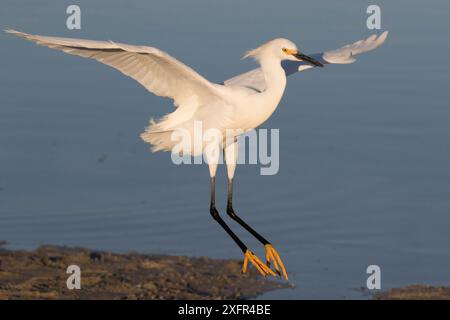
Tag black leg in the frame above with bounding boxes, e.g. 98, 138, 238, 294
226, 178, 270, 245
208, 176, 277, 277
209, 177, 247, 253
226, 177, 288, 279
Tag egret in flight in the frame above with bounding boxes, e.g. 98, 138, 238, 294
6, 29, 388, 280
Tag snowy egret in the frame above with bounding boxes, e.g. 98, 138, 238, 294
6, 29, 388, 280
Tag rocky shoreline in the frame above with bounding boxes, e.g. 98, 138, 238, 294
374, 285, 450, 300
1, 244, 448, 300
0, 245, 289, 300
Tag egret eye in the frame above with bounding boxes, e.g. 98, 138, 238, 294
282, 48, 287, 53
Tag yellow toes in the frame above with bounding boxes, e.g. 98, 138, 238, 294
265, 244, 288, 280
242, 250, 276, 277
241, 246, 288, 280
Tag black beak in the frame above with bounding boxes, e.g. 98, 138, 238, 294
293, 52, 324, 67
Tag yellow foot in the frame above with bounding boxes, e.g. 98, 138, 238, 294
265, 244, 288, 280
242, 250, 276, 277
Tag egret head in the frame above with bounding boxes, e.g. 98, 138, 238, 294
243, 38, 323, 67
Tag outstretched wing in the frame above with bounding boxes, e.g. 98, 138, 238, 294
5, 29, 223, 108
224, 31, 389, 92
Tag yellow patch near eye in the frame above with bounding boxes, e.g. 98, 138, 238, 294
283, 48, 298, 55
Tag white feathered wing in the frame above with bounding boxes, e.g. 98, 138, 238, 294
224, 31, 389, 92
5, 29, 232, 155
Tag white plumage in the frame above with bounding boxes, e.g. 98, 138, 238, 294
6, 28, 388, 279
225, 31, 388, 91
5, 29, 388, 157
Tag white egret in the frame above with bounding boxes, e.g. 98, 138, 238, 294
5, 29, 388, 280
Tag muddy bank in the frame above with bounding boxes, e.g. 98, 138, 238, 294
0, 245, 289, 300
374, 285, 450, 300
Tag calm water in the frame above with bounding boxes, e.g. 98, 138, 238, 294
1, 0, 450, 299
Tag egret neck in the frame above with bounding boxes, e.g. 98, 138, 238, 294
259, 52, 287, 106
242, 53, 287, 130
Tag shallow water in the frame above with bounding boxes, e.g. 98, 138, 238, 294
1, 0, 450, 299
